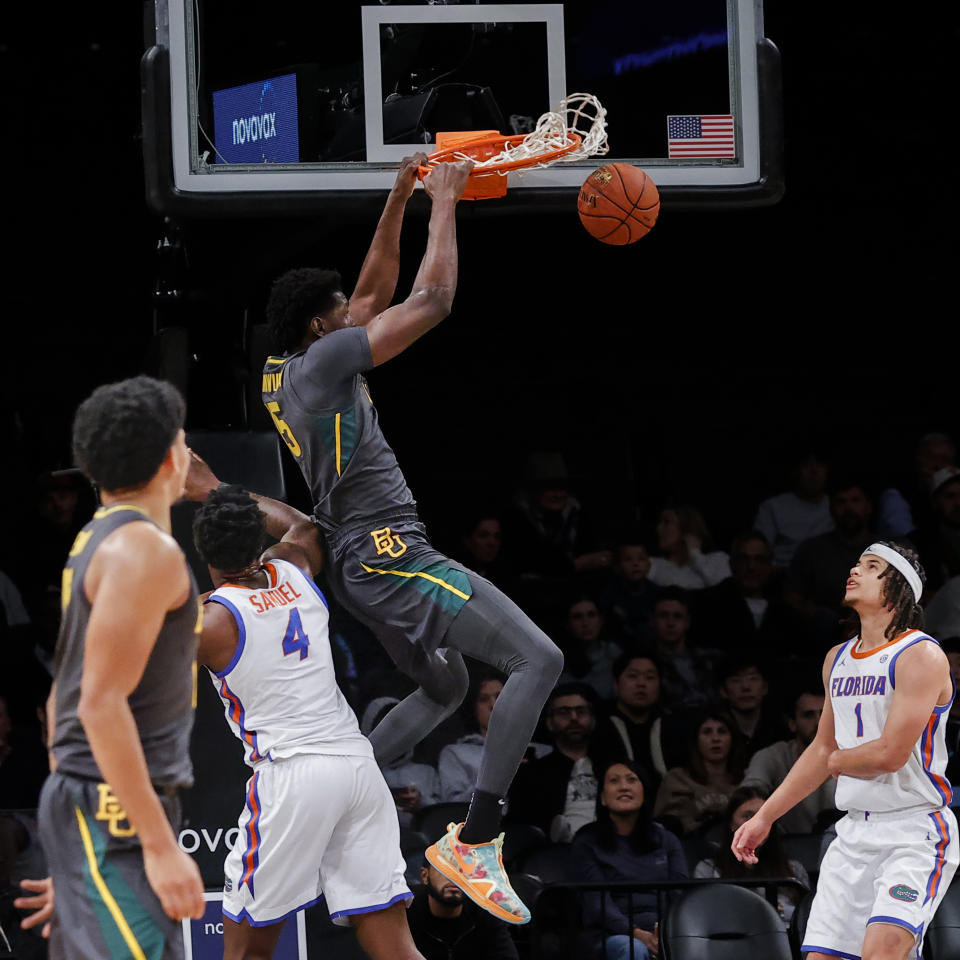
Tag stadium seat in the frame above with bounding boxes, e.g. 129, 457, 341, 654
502, 821, 547, 866
660, 883, 793, 960
529, 883, 583, 960
925, 876, 960, 960
399, 826, 429, 856
788, 888, 814, 957
515, 842, 575, 885
410, 802, 470, 843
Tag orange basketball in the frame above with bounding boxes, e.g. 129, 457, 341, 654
577, 164, 660, 245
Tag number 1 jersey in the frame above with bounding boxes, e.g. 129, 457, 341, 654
830, 629, 953, 813
206, 558, 372, 767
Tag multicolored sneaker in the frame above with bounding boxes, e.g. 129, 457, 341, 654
425, 822, 531, 925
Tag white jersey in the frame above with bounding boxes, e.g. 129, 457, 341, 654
207, 558, 372, 766
829, 629, 953, 812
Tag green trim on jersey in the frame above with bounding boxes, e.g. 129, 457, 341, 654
359, 558, 472, 615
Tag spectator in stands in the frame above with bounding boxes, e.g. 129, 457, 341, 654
0, 692, 48, 812
593, 651, 684, 790
647, 505, 730, 590
572, 759, 687, 960
452, 509, 516, 596
693, 786, 809, 923
437, 674, 503, 802
694, 531, 799, 653
649, 587, 716, 712
508, 682, 601, 842
361, 696, 440, 826
716, 654, 788, 761
741, 683, 836, 833
654, 707, 745, 835
876, 432, 957, 539
784, 478, 876, 643
754, 451, 834, 569
506, 451, 613, 623
925, 575, 960, 639
437, 674, 549, 802
558, 595, 624, 700
599, 538, 657, 643
911, 466, 960, 593
408, 859, 519, 959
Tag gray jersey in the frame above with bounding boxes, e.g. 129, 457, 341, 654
53, 506, 200, 789
261, 327, 416, 532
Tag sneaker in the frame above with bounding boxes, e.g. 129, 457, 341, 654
425, 821, 531, 924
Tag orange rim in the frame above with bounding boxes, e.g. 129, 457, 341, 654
417, 131, 582, 179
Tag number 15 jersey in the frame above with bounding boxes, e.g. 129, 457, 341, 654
206, 558, 372, 767
830, 629, 953, 813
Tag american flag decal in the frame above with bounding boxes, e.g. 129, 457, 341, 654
667, 115, 735, 158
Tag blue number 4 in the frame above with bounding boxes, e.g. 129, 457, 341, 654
282, 608, 310, 660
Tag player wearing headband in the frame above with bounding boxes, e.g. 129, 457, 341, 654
732, 540, 958, 960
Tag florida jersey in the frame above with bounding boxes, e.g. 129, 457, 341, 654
206, 558, 372, 766
830, 630, 953, 812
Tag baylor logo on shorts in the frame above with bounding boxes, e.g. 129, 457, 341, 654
889, 884, 920, 903
95, 783, 137, 838
371, 527, 407, 558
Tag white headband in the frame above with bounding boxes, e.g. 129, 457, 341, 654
860, 543, 923, 603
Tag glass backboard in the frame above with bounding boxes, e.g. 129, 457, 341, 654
142, 0, 783, 215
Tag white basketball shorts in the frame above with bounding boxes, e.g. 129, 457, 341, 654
222, 753, 411, 926
802, 805, 958, 959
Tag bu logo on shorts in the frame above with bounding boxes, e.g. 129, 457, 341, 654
95, 783, 137, 838
889, 884, 920, 903
371, 527, 407, 558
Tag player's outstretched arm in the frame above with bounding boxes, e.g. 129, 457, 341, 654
732, 644, 840, 864
77, 524, 204, 921
364, 160, 473, 367
348, 154, 428, 326
827, 641, 949, 780
183, 450, 323, 576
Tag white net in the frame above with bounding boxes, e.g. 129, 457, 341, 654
442, 92, 609, 176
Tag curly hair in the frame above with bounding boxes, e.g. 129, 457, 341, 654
842, 540, 926, 640
265, 267, 343, 354
192, 484, 266, 573
71, 376, 185, 492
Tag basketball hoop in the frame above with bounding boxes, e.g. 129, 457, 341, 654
417, 93, 609, 200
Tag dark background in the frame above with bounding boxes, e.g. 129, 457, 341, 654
0, 2, 954, 548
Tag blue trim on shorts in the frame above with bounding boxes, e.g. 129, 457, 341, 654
206, 595, 246, 677
867, 914, 922, 935
800, 947, 861, 959
222, 894, 324, 927
328, 890, 413, 921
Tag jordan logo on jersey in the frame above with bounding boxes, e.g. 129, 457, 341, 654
831, 674, 887, 697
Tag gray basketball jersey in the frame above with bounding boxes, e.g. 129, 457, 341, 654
53, 505, 201, 789
261, 327, 416, 532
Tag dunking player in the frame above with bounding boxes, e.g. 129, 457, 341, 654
258, 157, 563, 922
191, 482, 425, 960
39, 377, 205, 959
732, 541, 958, 960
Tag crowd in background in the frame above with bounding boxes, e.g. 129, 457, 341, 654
3, 432, 960, 957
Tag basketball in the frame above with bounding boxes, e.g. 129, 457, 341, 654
577, 164, 660, 245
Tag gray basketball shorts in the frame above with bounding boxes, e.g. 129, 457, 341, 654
323, 517, 473, 658
38, 771, 184, 960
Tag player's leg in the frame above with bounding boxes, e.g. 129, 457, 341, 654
364, 639, 470, 766
859, 922, 916, 960
350, 901, 425, 960
440, 574, 563, 841
423, 574, 562, 925
222, 917, 284, 960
